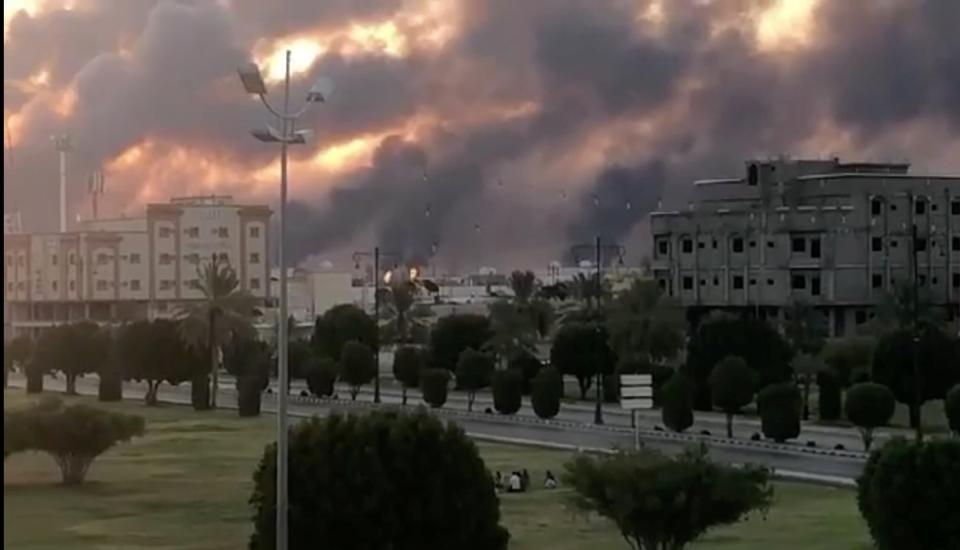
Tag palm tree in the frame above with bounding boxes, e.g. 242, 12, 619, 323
487, 300, 537, 368
177, 255, 258, 409
378, 280, 424, 345
509, 270, 537, 304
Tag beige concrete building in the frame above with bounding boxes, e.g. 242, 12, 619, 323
3, 195, 271, 337
650, 158, 960, 336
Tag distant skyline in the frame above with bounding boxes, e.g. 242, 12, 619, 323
4, 0, 960, 269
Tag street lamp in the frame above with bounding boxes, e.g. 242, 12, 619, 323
353, 247, 401, 404
570, 236, 626, 425
238, 52, 330, 550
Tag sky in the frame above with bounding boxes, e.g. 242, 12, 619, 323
4, 0, 960, 270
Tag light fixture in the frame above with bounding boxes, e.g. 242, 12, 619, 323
306, 77, 333, 103
237, 62, 267, 95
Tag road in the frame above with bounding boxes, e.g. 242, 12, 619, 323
8, 375, 866, 483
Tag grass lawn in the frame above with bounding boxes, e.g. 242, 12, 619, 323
3, 391, 871, 549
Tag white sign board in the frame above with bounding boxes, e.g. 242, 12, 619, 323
620, 374, 653, 386
619, 374, 654, 411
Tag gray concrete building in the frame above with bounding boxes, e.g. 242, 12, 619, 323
649, 158, 960, 336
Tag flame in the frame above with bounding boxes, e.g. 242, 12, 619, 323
756, 0, 820, 51
345, 21, 407, 57
312, 135, 381, 170
256, 37, 327, 82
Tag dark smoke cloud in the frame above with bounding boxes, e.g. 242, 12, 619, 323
5, 0, 960, 271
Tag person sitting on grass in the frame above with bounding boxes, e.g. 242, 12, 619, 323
544, 470, 558, 489
508, 471, 522, 493
521, 469, 530, 491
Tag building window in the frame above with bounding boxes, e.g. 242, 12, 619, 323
698, 241, 705, 249
682, 239, 693, 254
250, 226, 260, 238
158, 226, 172, 238
767, 278, 775, 286
890, 239, 898, 249
657, 240, 669, 257
129, 253, 141, 264
791, 275, 806, 290
749, 240, 757, 248
51, 281, 58, 292
185, 253, 200, 265
7, 282, 13, 291
700, 279, 707, 286
712, 239, 718, 249
732, 238, 744, 253
890, 203, 898, 211
871, 198, 882, 216
872, 237, 883, 252
767, 240, 775, 248
250, 277, 261, 290
51, 254, 58, 266
69, 280, 75, 291
791, 237, 806, 253
218, 253, 229, 263
217, 227, 229, 238
733, 275, 744, 290
919, 274, 927, 286
916, 238, 927, 252
953, 236, 960, 251
97, 253, 109, 265
130, 279, 141, 291
96, 280, 108, 291
682, 276, 693, 290
658, 279, 667, 291
17, 254, 25, 266
17, 281, 25, 290
855, 311, 867, 325
953, 273, 960, 288
69, 253, 76, 265
185, 279, 199, 289
811, 276, 821, 296
159, 253, 173, 265
952, 200, 960, 215
249, 253, 260, 264
713, 276, 719, 286
749, 278, 757, 286
915, 199, 926, 215
810, 238, 821, 259
187, 227, 199, 238
872, 274, 883, 289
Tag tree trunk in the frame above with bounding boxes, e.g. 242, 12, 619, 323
144, 382, 159, 406
209, 308, 219, 409
350, 386, 359, 400
802, 382, 811, 421
191, 374, 211, 411
726, 413, 734, 438
908, 402, 920, 429
861, 428, 873, 452
578, 377, 589, 400
401, 387, 408, 405
65, 373, 77, 396
26, 369, 43, 393
58, 455, 92, 485
468, 392, 475, 412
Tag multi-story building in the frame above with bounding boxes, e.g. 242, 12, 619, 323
3, 195, 271, 338
650, 158, 960, 336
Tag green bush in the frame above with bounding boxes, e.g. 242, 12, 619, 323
550, 322, 615, 399
339, 341, 377, 400
602, 373, 618, 403
305, 356, 338, 397
816, 369, 843, 421
455, 348, 494, 411
98, 360, 123, 402
508, 352, 541, 395
946, 385, 960, 436
857, 438, 960, 550
191, 374, 211, 411
392, 346, 425, 405
661, 373, 694, 433
564, 446, 772, 550
493, 369, 522, 414
249, 410, 509, 549
845, 383, 896, 452
420, 368, 450, 408
238, 374, 267, 417
708, 356, 757, 438
428, 313, 493, 372
5, 397, 145, 484
757, 383, 801, 443
531, 366, 562, 419
25, 362, 44, 394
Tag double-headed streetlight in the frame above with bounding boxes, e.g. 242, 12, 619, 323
353, 247, 401, 403
570, 236, 626, 425
238, 51, 331, 550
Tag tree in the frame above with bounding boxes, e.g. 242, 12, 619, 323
30, 322, 111, 395
947, 385, 960, 436
661, 373, 694, 433
509, 270, 537, 304
420, 368, 450, 408
508, 352, 542, 395
287, 338, 314, 383
531, 366, 562, 419
857, 438, 960, 550
782, 299, 828, 356
791, 353, 825, 421
6, 397, 144, 484
816, 369, 843, 421
708, 356, 757, 438
487, 300, 537, 368
177, 255, 259, 409
685, 316, 792, 410
757, 383, 801, 443
822, 337, 875, 388
223, 336, 272, 417
564, 446, 772, 550
872, 328, 960, 428
305, 356, 338, 397
428, 314, 492, 371
550, 322, 615, 399
456, 348, 494, 412
249, 410, 509, 549
378, 281, 426, 345
339, 341, 377, 400
98, 340, 123, 402
4, 334, 33, 388
311, 304, 377, 361
119, 320, 202, 405
493, 369, 522, 414
845, 383, 896, 451
606, 279, 684, 364
528, 298, 555, 339
392, 345, 425, 405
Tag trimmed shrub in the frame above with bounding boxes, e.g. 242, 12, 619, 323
946, 385, 960, 436
339, 341, 377, 400
845, 383, 896, 452
238, 374, 268, 417
392, 346, 425, 405
191, 374, 211, 410
757, 383, 801, 443
660, 373, 694, 433
249, 410, 509, 549
508, 352, 542, 395
420, 368, 450, 408
98, 359, 123, 402
455, 349, 494, 412
305, 357, 338, 397
25, 362, 44, 394
602, 373, 618, 403
816, 369, 843, 421
531, 366, 562, 419
857, 438, 960, 550
493, 369, 522, 415
708, 356, 757, 438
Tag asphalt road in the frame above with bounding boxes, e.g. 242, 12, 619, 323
8, 375, 866, 482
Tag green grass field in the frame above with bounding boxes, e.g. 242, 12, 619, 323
3, 391, 871, 549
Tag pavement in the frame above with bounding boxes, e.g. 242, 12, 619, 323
7, 374, 866, 485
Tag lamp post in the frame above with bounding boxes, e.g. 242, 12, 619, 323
353, 247, 401, 404
570, 236, 626, 425
238, 51, 331, 550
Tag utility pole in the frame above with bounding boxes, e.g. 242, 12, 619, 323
52, 134, 71, 232
354, 247, 400, 404
911, 221, 923, 442
88, 171, 104, 221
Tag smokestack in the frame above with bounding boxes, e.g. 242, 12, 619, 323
51, 133, 72, 232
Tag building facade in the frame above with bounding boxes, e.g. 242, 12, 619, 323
650, 158, 960, 336
3, 195, 271, 338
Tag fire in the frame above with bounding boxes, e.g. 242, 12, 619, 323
345, 21, 407, 57
311, 135, 381, 170
755, 0, 820, 51
256, 36, 327, 83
